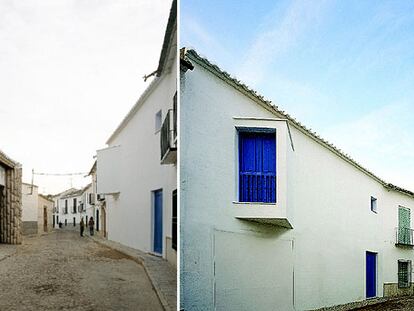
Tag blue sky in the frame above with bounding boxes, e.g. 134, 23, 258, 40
181, 0, 414, 191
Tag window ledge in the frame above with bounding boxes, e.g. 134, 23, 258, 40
233, 201, 276, 207
232, 201, 292, 229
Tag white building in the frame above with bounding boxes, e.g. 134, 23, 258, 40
97, 0, 177, 266
52, 184, 94, 229
180, 49, 414, 310
88, 161, 106, 237
22, 183, 54, 235
22, 183, 39, 235
52, 187, 77, 228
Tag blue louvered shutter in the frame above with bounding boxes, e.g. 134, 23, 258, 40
239, 131, 276, 202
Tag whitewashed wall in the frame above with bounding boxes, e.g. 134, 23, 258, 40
57, 194, 83, 227
22, 183, 38, 222
98, 48, 177, 264
180, 59, 414, 310
38, 196, 53, 233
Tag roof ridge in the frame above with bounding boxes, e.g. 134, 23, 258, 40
184, 48, 414, 198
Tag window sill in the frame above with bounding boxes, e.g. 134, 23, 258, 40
232, 201, 292, 229
233, 201, 276, 206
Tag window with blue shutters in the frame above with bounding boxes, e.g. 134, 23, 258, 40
239, 130, 276, 203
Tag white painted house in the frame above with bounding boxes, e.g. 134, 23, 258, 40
22, 183, 54, 235
97, 0, 177, 266
52, 187, 77, 228
22, 183, 39, 235
52, 184, 94, 229
180, 49, 414, 311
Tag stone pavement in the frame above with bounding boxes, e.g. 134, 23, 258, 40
0, 244, 17, 262
87, 233, 177, 311
0, 229, 163, 311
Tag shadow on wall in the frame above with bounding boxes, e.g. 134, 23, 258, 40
237, 219, 290, 239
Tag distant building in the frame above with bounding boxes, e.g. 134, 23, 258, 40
22, 183, 39, 235
52, 184, 94, 228
97, 0, 177, 266
0, 150, 22, 244
88, 161, 106, 237
38, 194, 53, 233
51, 187, 77, 228
22, 183, 55, 235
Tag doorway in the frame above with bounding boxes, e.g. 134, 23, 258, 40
43, 207, 47, 232
153, 189, 163, 254
96, 210, 99, 231
366, 251, 377, 298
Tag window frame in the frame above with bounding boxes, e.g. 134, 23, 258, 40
398, 260, 412, 288
370, 196, 377, 213
155, 109, 162, 133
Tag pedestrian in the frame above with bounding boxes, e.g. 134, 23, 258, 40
89, 217, 95, 236
80, 217, 85, 237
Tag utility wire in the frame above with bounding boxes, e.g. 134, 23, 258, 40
33, 172, 87, 176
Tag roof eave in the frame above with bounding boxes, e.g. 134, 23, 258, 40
184, 49, 414, 197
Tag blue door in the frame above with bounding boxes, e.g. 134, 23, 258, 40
366, 252, 377, 298
153, 190, 163, 254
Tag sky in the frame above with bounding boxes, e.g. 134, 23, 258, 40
0, 0, 170, 194
181, 0, 414, 191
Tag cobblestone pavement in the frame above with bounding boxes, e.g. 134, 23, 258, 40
88, 234, 177, 311
0, 229, 163, 311
354, 297, 414, 310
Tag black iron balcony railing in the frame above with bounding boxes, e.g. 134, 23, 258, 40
395, 227, 414, 246
160, 108, 177, 163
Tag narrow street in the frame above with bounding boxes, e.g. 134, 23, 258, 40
355, 297, 414, 311
0, 229, 163, 311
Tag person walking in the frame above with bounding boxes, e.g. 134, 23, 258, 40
89, 217, 95, 236
80, 217, 85, 237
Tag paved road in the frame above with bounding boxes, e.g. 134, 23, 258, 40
0, 229, 163, 311
355, 297, 414, 310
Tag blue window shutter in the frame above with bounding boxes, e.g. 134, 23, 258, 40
239, 131, 276, 203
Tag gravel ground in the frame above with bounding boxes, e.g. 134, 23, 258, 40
354, 297, 414, 310
0, 229, 163, 311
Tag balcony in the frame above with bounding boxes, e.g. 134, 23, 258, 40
160, 108, 177, 164
395, 227, 414, 247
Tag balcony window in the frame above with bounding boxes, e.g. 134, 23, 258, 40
396, 206, 413, 246
238, 130, 276, 203
160, 109, 177, 163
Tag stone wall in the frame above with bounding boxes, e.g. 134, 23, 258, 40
0, 165, 22, 244
384, 282, 414, 297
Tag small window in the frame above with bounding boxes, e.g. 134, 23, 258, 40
371, 197, 377, 213
398, 260, 411, 288
155, 110, 162, 132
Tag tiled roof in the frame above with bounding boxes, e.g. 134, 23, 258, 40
183, 48, 414, 198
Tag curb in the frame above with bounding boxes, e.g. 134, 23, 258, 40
87, 235, 173, 311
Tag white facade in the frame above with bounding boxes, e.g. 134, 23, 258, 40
180, 50, 414, 310
97, 3, 177, 266
22, 183, 38, 222
52, 185, 94, 229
